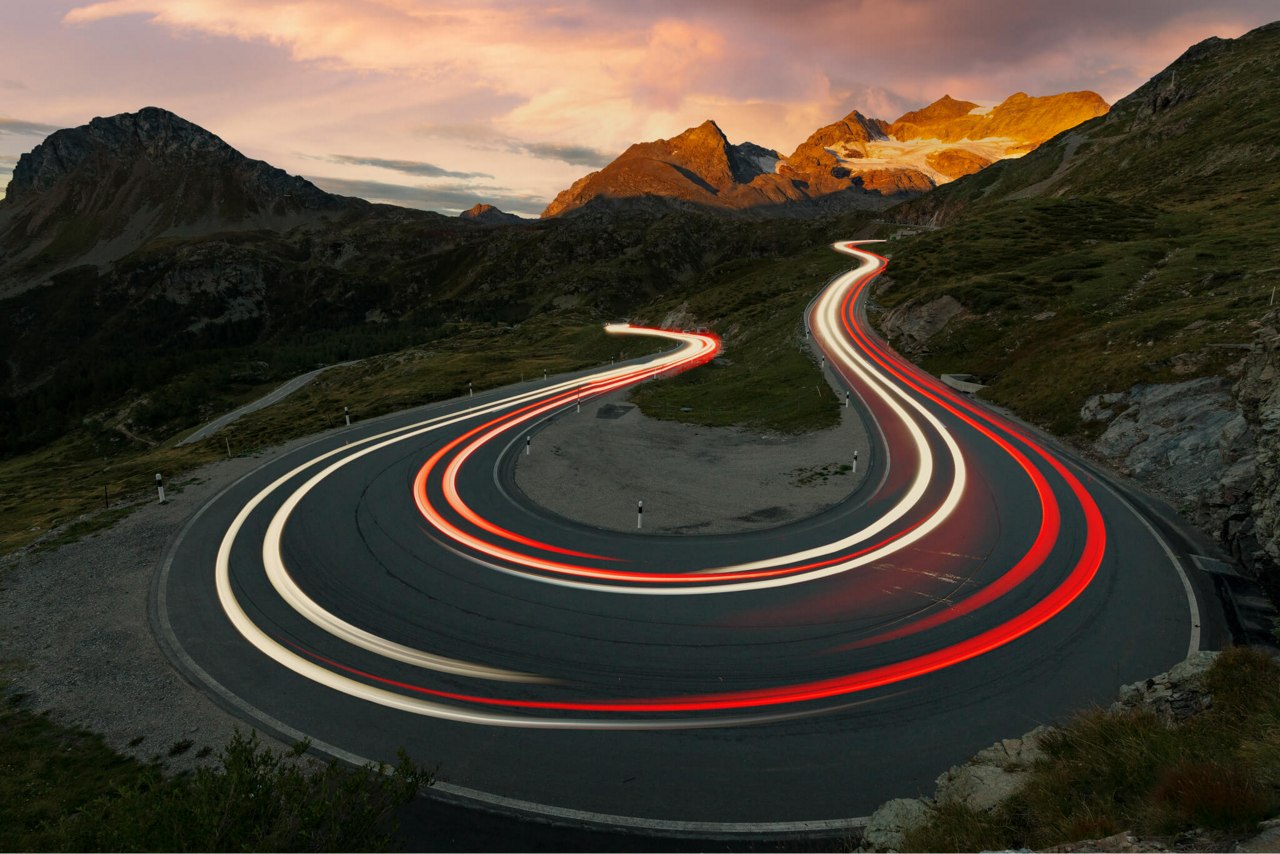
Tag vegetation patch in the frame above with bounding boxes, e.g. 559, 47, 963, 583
0, 690, 428, 852
903, 647, 1280, 852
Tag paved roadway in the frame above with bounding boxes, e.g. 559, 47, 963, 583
178, 361, 356, 446
155, 242, 1228, 837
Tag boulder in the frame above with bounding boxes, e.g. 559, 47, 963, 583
862, 797, 932, 853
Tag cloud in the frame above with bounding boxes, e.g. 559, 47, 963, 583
0, 117, 60, 136
308, 175, 545, 217
56, 1, 1280, 171
413, 123, 614, 168
0, 80, 25, 90
327, 154, 492, 180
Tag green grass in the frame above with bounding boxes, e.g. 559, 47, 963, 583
903, 647, 1280, 852
0, 689, 428, 851
629, 241, 858, 433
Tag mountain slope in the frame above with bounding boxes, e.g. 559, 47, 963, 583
0, 107, 362, 297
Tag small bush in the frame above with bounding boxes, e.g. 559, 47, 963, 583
1147, 761, 1272, 833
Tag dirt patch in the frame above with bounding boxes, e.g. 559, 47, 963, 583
515, 393, 870, 534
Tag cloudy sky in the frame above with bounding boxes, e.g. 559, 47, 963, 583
1, 1, 1276, 217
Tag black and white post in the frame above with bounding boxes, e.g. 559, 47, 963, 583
469, 381, 473, 398
853, 450, 859, 474
525, 435, 531, 456
344, 405, 350, 427
637, 499, 644, 530
155, 472, 166, 504
845, 390, 850, 408
576, 388, 581, 413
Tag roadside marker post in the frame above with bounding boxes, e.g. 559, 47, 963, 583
853, 450, 859, 474
637, 499, 643, 530
576, 389, 581, 413
845, 390, 850, 408
525, 435, 531, 456
155, 472, 166, 505
469, 381, 473, 398
225, 437, 232, 459
344, 405, 350, 427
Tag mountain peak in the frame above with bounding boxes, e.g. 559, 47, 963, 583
675, 119, 730, 148
459, 203, 522, 224
0, 107, 358, 295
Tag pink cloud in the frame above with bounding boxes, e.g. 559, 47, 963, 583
0, 0, 1272, 213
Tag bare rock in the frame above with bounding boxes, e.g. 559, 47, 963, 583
880, 295, 967, 356
1113, 650, 1218, 723
1236, 314, 1280, 571
862, 797, 932, 852
934, 725, 1051, 812
1091, 378, 1256, 544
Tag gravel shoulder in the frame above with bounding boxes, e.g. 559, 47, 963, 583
0, 442, 319, 770
516, 394, 870, 534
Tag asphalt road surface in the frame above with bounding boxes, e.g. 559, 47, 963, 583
156, 242, 1228, 838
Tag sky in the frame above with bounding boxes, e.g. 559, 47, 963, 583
1, 1, 1277, 217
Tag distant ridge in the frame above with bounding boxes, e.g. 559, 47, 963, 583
459, 203, 523, 224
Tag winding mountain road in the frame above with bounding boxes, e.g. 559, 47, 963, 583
156, 242, 1226, 836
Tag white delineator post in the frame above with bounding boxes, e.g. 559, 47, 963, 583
853, 450, 859, 474
344, 405, 351, 426
155, 472, 166, 504
525, 435, 531, 456
637, 499, 643, 530
845, 390, 850, 408
469, 381, 473, 398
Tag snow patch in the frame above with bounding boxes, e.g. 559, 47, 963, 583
754, 153, 780, 174
967, 105, 994, 116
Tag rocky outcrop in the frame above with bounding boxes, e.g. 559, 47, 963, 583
1085, 377, 1256, 541
1112, 650, 1218, 723
862, 798, 932, 852
1080, 314, 1280, 584
857, 653, 1221, 852
1236, 313, 1280, 572
878, 295, 967, 356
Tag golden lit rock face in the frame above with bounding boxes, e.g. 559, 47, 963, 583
890, 91, 1111, 148
926, 148, 994, 180
541, 91, 1110, 217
